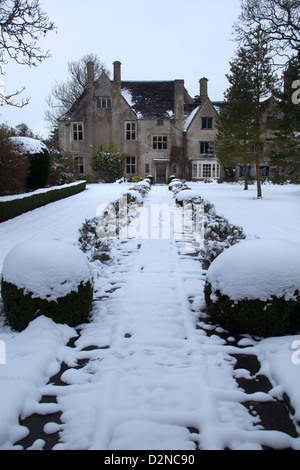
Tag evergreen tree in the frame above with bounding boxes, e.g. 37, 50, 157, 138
267, 52, 300, 179
214, 47, 257, 190
216, 28, 277, 197
92, 138, 125, 183
240, 27, 278, 198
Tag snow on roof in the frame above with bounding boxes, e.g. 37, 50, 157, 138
184, 106, 200, 131
9, 136, 48, 155
121, 88, 134, 107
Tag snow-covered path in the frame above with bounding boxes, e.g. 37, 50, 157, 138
30, 186, 299, 450
1, 184, 300, 450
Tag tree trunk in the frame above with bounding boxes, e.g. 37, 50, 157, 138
256, 156, 262, 199
255, 95, 262, 199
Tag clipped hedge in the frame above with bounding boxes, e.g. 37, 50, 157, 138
1, 240, 94, 331
1, 279, 93, 331
0, 181, 86, 223
204, 239, 300, 337
204, 283, 299, 337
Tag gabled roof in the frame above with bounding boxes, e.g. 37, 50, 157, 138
121, 81, 193, 119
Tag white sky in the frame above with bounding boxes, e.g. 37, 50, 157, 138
1, 0, 242, 138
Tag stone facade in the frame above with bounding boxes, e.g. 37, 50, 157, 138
58, 61, 222, 183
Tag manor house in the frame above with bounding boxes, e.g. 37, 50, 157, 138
58, 61, 221, 183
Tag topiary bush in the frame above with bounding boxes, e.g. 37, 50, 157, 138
9, 137, 51, 191
204, 239, 300, 337
27, 147, 51, 190
1, 240, 93, 331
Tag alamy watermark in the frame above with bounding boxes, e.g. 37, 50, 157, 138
0, 81, 6, 106
96, 197, 205, 249
292, 80, 300, 105
291, 340, 300, 365
0, 340, 6, 365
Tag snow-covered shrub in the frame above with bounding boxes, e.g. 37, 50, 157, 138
10, 137, 51, 191
0, 136, 29, 195
201, 202, 246, 262
1, 241, 93, 331
168, 179, 182, 191
175, 189, 203, 206
79, 217, 115, 262
48, 149, 75, 186
172, 189, 245, 262
79, 184, 150, 261
91, 140, 125, 183
204, 239, 300, 337
168, 175, 177, 184
171, 182, 191, 195
146, 175, 154, 184
129, 181, 150, 198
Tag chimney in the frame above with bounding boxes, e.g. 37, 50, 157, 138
114, 61, 121, 84
113, 61, 122, 97
199, 77, 208, 100
87, 61, 95, 89
174, 79, 185, 130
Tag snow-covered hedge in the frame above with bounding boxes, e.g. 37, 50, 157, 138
170, 184, 246, 262
0, 181, 86, 223
1, 240, 94, 331
79, 181, 151, 262
204, 239, 300, 337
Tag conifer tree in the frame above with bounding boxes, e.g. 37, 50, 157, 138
267, 52, 300, 179
214, 47, 257, 190
245, 27, 278, 198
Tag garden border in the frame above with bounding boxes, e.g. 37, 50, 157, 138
0, 181, 87, 223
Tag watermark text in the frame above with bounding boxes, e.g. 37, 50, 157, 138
0, 340, 6, 365
96, 197, 204, 249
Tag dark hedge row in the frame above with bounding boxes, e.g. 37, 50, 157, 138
0, 181, 86, 223
204, 282, 300, 337
1, 279, 94, 331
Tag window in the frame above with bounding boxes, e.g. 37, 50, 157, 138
193, 161, 220, 179
157, 119, 164, 126
172, 164, 177, 174
239, 166, 252, 178
152, 135, 168, 150
74, 156, 84, 174
260, 166, 270, 177
202, 163, 212, 178
125, 122, 137, 141
126, 156, 136, 174
200, 141, 214, 155
202, 117, 213, 129
73, 123, 83, 141
97, 97, 112, 109
145, 163, 150, 174
193, 164, 198, 178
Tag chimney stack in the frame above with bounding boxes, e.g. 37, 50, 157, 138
87, 61, 95, 88
174, 79, 185, 130
114, 61, 121, 84
113, 61, 122, 97
199, 77, 208, 100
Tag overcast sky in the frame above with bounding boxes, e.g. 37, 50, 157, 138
1, 0, 242, 138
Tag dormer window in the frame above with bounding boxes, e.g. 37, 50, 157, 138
97, 97, 112, 109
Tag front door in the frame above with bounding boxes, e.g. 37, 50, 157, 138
156, 163, 166, 183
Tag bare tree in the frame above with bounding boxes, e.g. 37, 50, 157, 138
0, 0, 55, 106
45, 53, 110, 127
235, 0, 300, 59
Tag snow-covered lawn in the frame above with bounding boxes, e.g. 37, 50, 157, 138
0, 181, 300, 450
